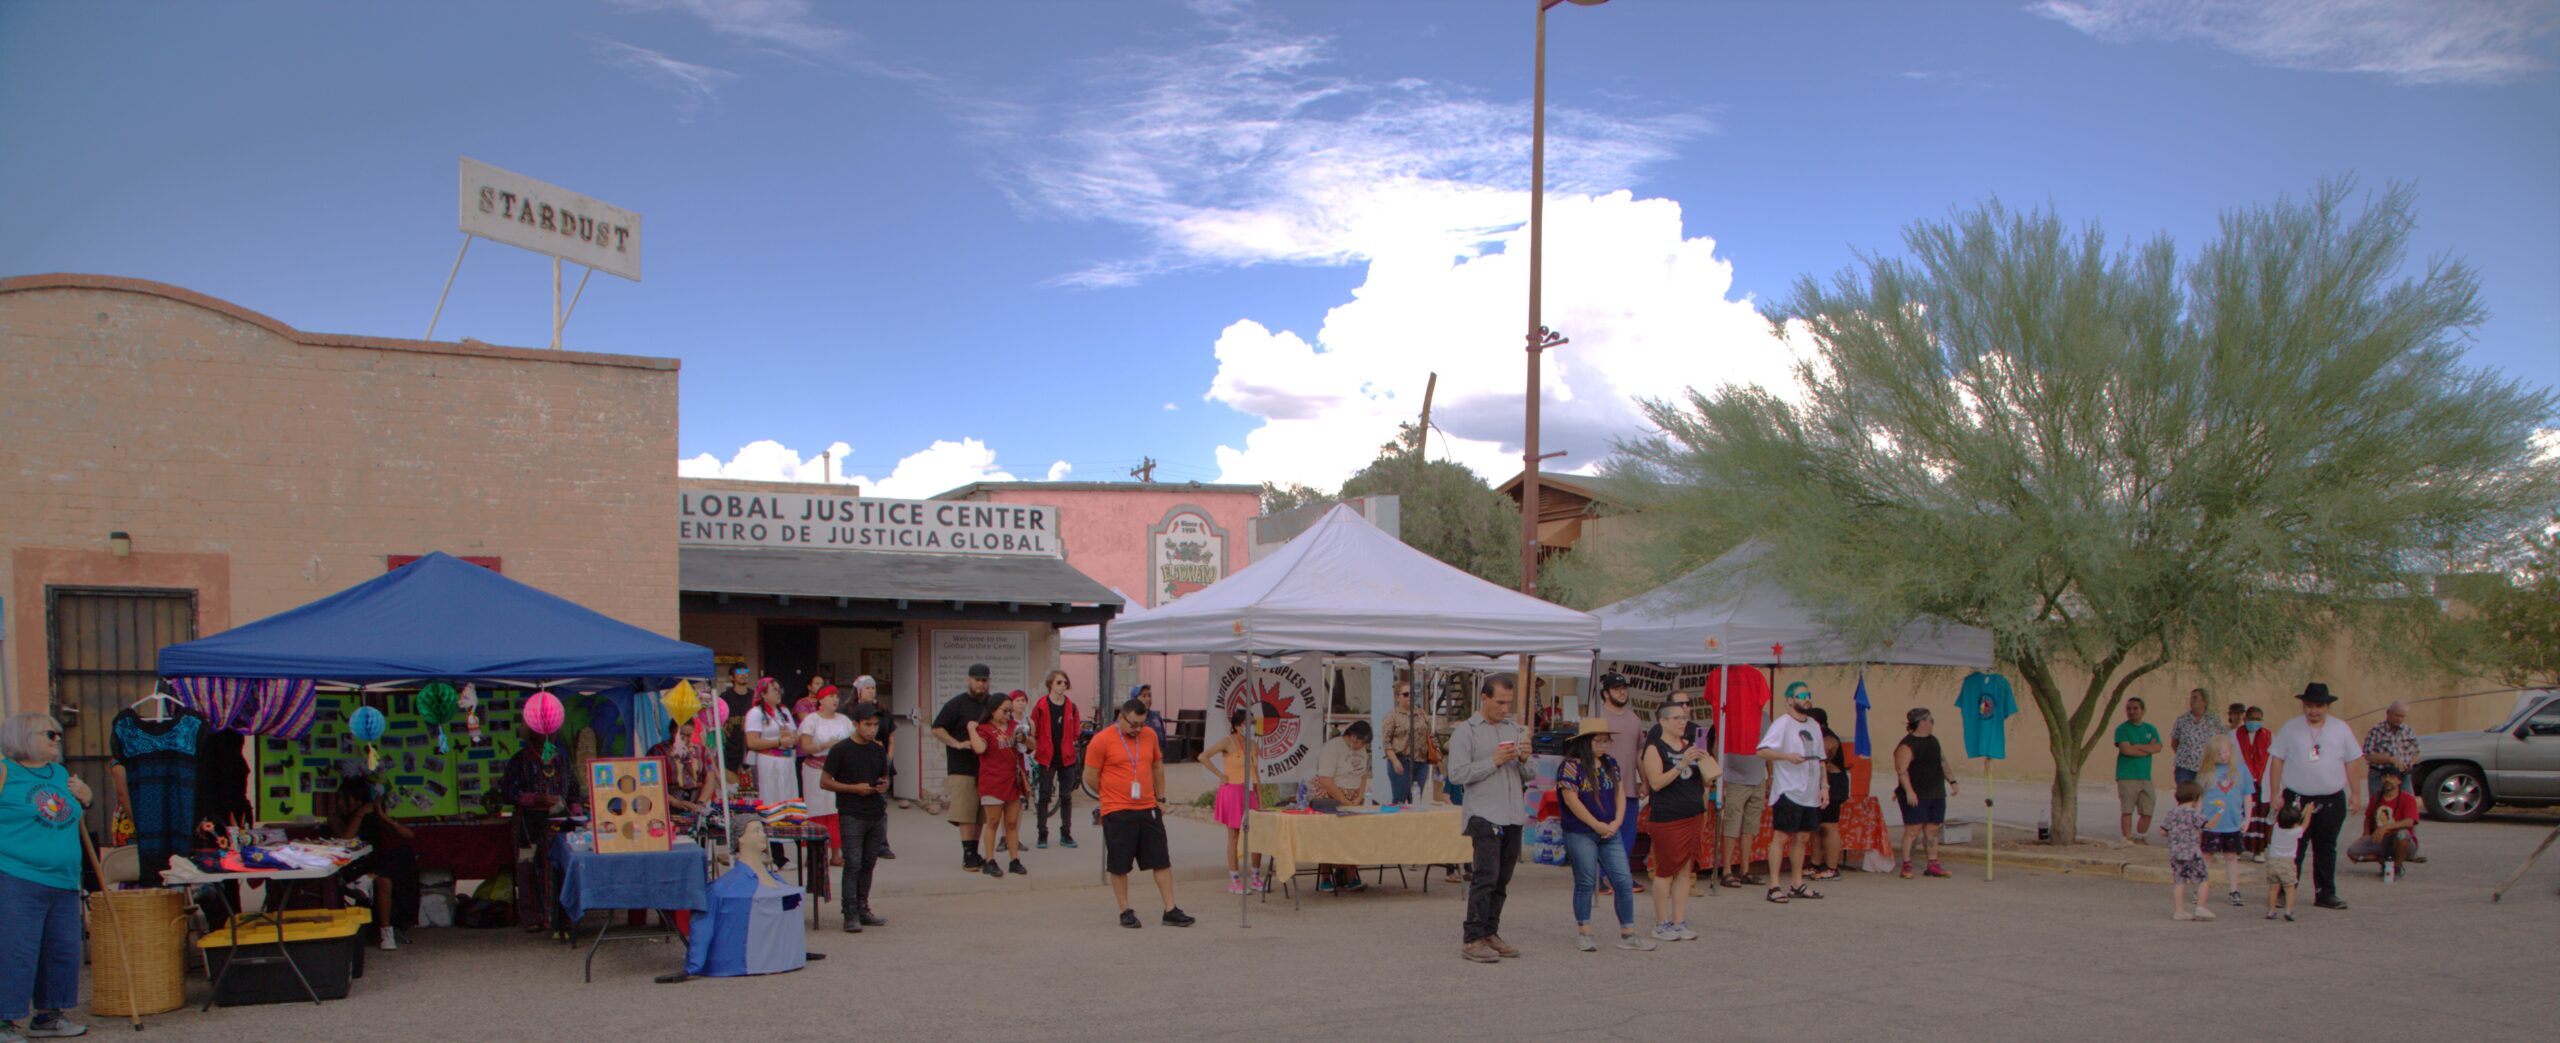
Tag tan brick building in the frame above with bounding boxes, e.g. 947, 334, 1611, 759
1, 275, 681, 802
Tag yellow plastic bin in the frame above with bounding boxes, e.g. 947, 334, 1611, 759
196, 907, 370, 1005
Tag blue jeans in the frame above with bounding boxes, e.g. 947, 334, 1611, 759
1562, 830, 1637, 928
0, 871, 80, 1021
1387, 760, 1432, 805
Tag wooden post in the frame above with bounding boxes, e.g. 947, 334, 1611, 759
1984, 758, 1995, 881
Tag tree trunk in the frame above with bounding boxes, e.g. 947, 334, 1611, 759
2048, 741, 2086, 846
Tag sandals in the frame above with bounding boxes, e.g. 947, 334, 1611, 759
1789, 884, 1825, 900
1765, 886, 1789, 904
1721, 874, 1746, 889
1809, 866, 1841, 881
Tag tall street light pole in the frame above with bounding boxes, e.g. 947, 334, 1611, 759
1521, 0, 1604, 714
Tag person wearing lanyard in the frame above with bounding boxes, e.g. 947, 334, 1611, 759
1084, 700, 1192, 929
2263, 683, 2366, 911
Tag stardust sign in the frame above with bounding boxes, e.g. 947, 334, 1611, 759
1204, 654, 1323, 784
458, 157, 643, 281
678, 490, 1061, 557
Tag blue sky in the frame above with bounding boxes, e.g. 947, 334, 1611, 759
5, 0, 2555, 496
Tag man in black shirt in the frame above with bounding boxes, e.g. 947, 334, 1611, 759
850, 675, 899, 858
819, 705, 891, 932
932, 664, 995, 870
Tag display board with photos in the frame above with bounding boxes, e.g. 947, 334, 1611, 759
257, 688, 527, 821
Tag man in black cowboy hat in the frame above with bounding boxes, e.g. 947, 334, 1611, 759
2263, 682, 2367, 910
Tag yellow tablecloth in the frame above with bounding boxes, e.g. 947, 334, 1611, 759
1246, 809, 1474, 879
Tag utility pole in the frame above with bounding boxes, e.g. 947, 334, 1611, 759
1131, 457, 1158, 483
1416, 372, 1438, 467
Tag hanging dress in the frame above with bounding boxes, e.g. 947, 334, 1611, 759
112, 709, 205, 886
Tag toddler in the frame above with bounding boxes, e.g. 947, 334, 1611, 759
2160, 780, 2212, 920
2264, 804, 2305, 921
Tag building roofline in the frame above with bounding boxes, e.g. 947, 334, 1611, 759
931, 480, 1262, 500
0, 273, 679, 372
1495, 469, 1625, 502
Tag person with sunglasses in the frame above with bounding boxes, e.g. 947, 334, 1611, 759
1, 713, 92, 1040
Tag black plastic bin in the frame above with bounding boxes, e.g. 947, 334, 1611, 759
197, 908, 367, 1006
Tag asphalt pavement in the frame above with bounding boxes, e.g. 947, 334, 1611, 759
108, 806, 2560, 1042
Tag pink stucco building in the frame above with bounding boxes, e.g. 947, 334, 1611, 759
935, 481, 1259, 725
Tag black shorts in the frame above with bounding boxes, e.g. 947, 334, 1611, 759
2201, 831, 2246, 855
1102, 809, 1170, 875
1770, 797, 1822, 835
1818, 801, 1843, 825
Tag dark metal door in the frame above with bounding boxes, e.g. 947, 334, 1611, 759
46, 587, 198, 834
760, 623, 820, 703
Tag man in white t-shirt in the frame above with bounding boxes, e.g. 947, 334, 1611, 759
1757, 684, 1829, 903
2263, 682, 2366, 911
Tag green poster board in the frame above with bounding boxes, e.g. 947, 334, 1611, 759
257, 689, 528, 821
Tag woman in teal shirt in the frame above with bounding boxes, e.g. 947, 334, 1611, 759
1, 712, 92, 1041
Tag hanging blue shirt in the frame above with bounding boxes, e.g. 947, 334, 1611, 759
1957, 672, 2017, 760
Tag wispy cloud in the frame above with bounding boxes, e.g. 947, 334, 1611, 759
968, 2, 1712, 286
593, 38, 739, 121
2030, 0, 2557, 84
608, 0, 847, 57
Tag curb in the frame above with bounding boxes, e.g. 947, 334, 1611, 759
1935, 847, 2174, 884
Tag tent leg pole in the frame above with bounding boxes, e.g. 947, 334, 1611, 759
1242, 650, 1266, 929
1985, 760, 1994, 882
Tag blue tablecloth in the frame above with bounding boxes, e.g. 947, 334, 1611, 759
552, 838, 711, 922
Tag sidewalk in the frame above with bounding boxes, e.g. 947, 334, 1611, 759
847, 801, 1235, 900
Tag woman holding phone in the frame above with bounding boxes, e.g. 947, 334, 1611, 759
1639, 702, 1717, 942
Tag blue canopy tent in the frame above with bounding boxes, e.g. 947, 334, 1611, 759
159, 551, 712, 691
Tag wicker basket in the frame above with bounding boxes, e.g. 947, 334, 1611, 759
87, 887, 188, 1017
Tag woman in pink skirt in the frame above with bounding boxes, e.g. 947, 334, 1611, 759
1201, 706, 1265, 894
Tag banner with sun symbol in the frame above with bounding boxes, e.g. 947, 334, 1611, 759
1206, 654, 1324, 784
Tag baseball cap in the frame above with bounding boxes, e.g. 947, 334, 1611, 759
1599, 671, 1631, 691
846, 703, 880, 722
967, 663, 990, 680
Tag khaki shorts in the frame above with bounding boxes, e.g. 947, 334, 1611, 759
945, 776, 981, 824
2117, 778, 2155, 817
1719, 781, 1767, 838
2265, 857, 2298, 890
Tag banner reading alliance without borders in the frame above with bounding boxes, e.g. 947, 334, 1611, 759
1204, 654, 1324, 785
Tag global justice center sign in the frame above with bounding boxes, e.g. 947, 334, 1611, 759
678, 490, 1060, 557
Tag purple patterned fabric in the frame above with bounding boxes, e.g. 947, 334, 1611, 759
250, 679, 320, 739
168, 677, 319, 737
170, 677, 251, 732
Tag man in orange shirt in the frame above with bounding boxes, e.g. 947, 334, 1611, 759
1083, 698, 1195, 929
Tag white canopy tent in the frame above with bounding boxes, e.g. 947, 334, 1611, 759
1592, 541, 1992, 668
1090, 504, 1600, 656
1064, 504, 1599, 924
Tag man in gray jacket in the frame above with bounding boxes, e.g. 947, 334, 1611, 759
1445, 675, 1530, 963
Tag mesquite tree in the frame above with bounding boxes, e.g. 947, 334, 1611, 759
1615, 182, 2558, 843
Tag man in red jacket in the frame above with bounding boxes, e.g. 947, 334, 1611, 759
1030, 670, 1083, 849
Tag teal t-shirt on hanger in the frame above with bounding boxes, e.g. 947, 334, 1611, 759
1958, 672, 2017, 760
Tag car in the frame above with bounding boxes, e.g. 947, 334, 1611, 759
2411, 689, 2560, 822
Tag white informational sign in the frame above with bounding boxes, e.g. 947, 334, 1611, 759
458, 157, 644, 281
679, 490, 1061, 557
921, 629, 1031, 798
1204, 654, 1324, 784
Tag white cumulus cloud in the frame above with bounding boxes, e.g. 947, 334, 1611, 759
1045, 460, 1074, 481
1205, 191, 1800, 489
680, 437, 1025, 498
2030, 0, 2555, 84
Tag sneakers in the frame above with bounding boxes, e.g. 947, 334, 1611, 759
1484, 934, 1519, 957
2174, 909, 2195, 922
2382, 864, 2397, 883
1119, 909, 1143, 929
1460, 940, 1501, 963
1248, 872, 1266, 893
842, 917, 865, 933
1575, 933, 1599, 952
1675, 921, 1699, 941
2230, 889, 2244, 906
1037, 838, 1050, 850
877, 846, 896, 860
2283, 910, 2297, 922
1316, 879, 1336, 893
857, 908, 887, 927
1899, 861, 1914, 880
1008, 859, 1029, 876
962, 853, 986, 872
1923, 861, 1950, 878
2191, 907, 2216, 921
2265, 910, 2278, 920
1060, 835, 1078, 848
2251, 852, 2266, 863
1229, 874, 1247, 895
22, 1016, 83, 1039
983, 860, 1006, 878
2314, 895, 2350, 910
1161, 907, 1195, 927
1616, 932, 1658, 952
379, 927, 398, 951
1651, 922, 1682, 941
